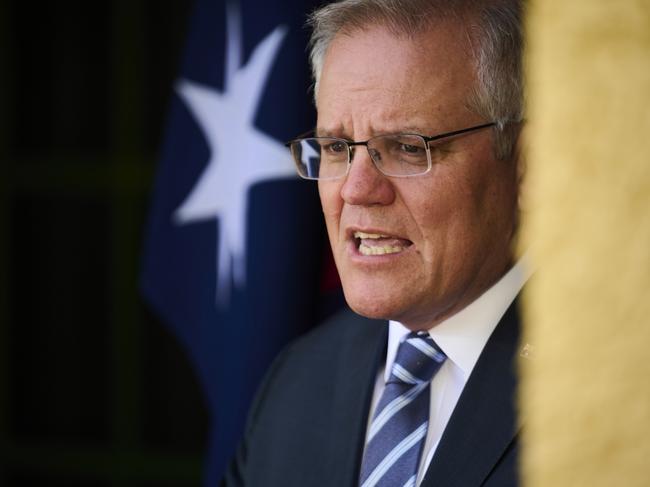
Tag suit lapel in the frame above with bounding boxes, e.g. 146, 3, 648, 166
421, 300, 521, 487
326, 310, 387, 487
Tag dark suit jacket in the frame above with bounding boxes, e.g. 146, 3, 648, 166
222, 300, 521, 486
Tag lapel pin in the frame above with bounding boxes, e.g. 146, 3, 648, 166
520, 343, 534, 359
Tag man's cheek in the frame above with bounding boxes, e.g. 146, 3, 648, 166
319, 194, 343, 220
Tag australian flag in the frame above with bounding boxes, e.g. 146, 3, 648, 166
140, 0, 339, 484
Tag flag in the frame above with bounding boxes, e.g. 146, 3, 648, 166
140, 0, 340, 484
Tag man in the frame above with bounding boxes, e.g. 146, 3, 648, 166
223, 0, 526, 485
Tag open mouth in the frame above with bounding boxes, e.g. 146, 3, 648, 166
353, 231, 413, 256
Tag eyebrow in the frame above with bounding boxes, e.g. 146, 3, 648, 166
315, 125, 437, 139
314, 127, 343, 138
396, 126, 433, 135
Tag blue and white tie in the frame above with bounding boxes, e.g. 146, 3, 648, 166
359, 332, 447, 487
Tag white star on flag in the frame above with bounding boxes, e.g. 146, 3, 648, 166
173, 5, 296, 305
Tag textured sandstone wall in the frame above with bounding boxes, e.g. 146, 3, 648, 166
520, 1, 650, 486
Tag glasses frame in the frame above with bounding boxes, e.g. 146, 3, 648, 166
285, 121, 497, 181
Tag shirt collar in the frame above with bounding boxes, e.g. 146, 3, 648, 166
385, 254, 532, 382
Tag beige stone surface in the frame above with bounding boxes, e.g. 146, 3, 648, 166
520, 1, 650, 485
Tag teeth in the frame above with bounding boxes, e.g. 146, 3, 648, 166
354, 231, 391, 239
359, 244, 405, 256
353, 230, 408, 256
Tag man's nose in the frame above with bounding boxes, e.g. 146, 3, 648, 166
340, 147, 395, 206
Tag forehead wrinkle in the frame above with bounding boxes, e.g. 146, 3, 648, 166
316, 24, 479, 141
318, 105, 444, 139
318, 91, 429, 137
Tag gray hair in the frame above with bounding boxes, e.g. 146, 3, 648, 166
307, 0, 524, 160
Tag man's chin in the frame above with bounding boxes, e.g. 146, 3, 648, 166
341, 280, 452, 331
341, 283, 406, 322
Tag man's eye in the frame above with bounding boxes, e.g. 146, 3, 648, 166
322, 141, 347, 153
399, 143, 425, 155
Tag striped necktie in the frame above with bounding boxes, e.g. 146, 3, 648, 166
359, 331, 447, 487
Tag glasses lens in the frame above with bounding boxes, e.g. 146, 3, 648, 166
369, 134, 430, 176
290, 138, 349, 180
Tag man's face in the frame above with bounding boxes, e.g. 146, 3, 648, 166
316, 22, 520, 330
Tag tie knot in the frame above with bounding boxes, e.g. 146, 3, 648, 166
389, 332, 446, 385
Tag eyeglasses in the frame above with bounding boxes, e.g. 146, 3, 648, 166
285, 122, 496, 181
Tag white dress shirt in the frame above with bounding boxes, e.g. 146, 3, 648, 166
366, 256, 531, 486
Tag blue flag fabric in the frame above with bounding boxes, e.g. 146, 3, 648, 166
140, 0, 334, 484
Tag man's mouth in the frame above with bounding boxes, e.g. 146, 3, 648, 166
353, 231, 413, 256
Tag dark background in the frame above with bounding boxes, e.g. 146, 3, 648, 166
1, 1, 211, 485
